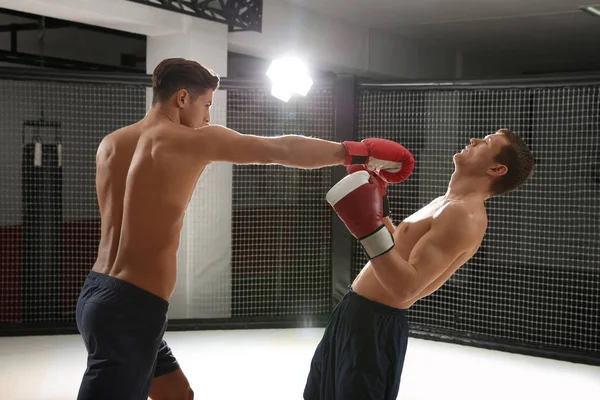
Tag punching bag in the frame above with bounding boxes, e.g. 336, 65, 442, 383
21, 119, 63, 323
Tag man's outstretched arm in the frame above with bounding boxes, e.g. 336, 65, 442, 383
192, 125, 346, 168
186, 125, 414, 173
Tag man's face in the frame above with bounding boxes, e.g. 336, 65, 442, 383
454, 131, 510, 176
179, 89, 214, 129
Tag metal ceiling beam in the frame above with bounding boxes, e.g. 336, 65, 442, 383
0, 8, 146, 39
125, 0, 262, 32
0, 20, 71, 33
0, 50, 145, 73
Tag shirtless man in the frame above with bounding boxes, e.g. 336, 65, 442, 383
304, 129, 535, 399
74, 57, 414, 400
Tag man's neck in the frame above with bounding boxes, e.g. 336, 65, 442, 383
145, 105, 179, 125
444, 172, 490, 202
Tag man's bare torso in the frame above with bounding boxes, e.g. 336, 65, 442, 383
92, 120, 205, 301
352, 196, 487, 309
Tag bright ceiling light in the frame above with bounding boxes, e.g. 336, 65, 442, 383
270, 84, 293, 103
266, 56, 314, 102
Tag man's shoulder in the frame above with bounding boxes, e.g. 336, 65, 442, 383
100, 123, 141, 144
434, 200, 487, 239
439, 200, 486, 219
97, 123, 150, 162
147, 122, 224, 144
105, 121, 184, 150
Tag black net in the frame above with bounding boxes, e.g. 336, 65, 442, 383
227, 87, 335, 318
0, 74, 335, 329
0, 77, 147, 325
3, 68, 598, 363
353, 86, 600, 355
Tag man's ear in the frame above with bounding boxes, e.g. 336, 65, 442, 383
175, 89, 189, 109
488, 163, 508, 178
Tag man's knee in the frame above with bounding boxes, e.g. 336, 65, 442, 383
149, 386, 193, 400
149, 368, 193, 400
178, 386, 195, 400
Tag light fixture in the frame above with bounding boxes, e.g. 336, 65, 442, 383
580, 4, 600, 16
266, 56, 314, 102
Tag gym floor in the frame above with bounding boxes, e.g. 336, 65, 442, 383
1, 328, 599, 399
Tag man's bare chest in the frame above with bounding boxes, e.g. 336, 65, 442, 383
393, 198, 451, 257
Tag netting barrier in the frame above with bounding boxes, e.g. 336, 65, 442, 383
0, 67, 598, 365
353, 82, 600, 359
0, 70, 335, 329
0, 76, 147, 324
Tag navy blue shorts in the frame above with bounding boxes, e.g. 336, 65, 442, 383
304, 288, 409, 400
75, 271, 179, 400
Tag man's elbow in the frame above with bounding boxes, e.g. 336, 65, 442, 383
370, 254, 420, 303
390, 286, 420, 304
267, 138, 292, 165
388, 274, 423, 303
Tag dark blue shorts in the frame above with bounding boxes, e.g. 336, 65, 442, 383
304, 288, 409, 400
75, 271, 179, 400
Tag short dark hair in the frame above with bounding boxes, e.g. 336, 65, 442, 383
490, 129, 535, 196
151, 58, 220, 105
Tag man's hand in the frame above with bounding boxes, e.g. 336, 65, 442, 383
346, 164, 390, 218
342, 138, 415, 184
326, 171, 394, 259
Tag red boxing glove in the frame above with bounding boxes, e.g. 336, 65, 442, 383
346, 164, 387, 196
346, 164, 390, 218
326, 170, 394, 259
342, 138, 415, 184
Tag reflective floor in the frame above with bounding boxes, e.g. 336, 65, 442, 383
1, 328, 598, 399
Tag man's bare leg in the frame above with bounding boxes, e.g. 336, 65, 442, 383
149, 368, 193, 400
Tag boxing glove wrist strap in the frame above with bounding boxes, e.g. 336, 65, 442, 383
359, 225, 395, 259
382, 195, 390, 218
342, 141, 368, 165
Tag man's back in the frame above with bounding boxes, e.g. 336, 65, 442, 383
92, 120, 204, 301
77, 56, 398, 400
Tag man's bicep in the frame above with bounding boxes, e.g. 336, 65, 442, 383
195, 125, 282, 165
407, 212, 479, 295
407, 230, 461, 294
